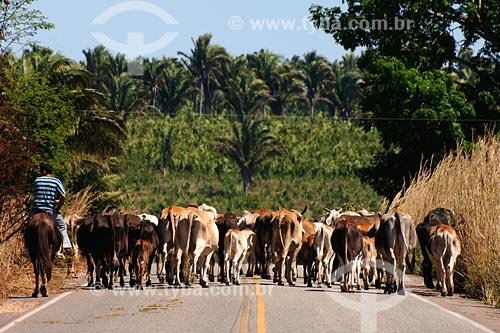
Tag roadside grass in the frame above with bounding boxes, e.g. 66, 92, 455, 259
390, 133, 500, 308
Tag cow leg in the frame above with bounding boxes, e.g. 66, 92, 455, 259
174, 248, 183, 286
422, 258, 435, 289
436, 256, 447, 296
86, 254, 95, 287
246, 249, 256, 277
396, 251, 407, 295
218, 246, 225, 283
287, 244, 300, 286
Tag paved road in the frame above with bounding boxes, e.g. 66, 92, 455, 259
0, 273, 497, 333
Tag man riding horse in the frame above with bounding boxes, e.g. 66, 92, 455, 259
29, 162, 73, 255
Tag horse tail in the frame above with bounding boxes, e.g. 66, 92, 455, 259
37, 220, 55, 282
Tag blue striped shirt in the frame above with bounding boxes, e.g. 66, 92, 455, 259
33, 176, 66, 211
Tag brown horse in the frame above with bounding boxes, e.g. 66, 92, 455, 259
24, 212, 62, 297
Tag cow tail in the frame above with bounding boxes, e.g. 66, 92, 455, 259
109, 216, 119, 269
182, 212, 194, 282
344, 225, 348, 264
169, 211, 176, 249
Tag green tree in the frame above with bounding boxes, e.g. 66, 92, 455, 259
216, 118, 284, 195
157, 58, 191, 116
0, 0, 54, 56
178, 33, 227, 115
219, 56, 271, 119
293, 51, 334, 118
362, 56, 475, 196
247, 50, 304, 116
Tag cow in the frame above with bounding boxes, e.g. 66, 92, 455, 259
186, 205, 219, 288
253, 208, 275, 279
76, 214, 118, 289
215, 212, 240, 283
331, 217, 363, 293
127, 214, 159, 287
301, 234, 317, 287
238, 210, 259, 231
224, 228, 256, 285
300, 219, 317, 287
63, 214, 82, 278
313, 223, 335, 288
416, 208, 456, 289
425, 223, 461, 296
109, 214, 129, 288
131, 239, 153, 290
271, 207, 306, 286
238, 211, 260, 277
361, 235, 377, 290
158, 205, 190, 286
375, 211, 417, 295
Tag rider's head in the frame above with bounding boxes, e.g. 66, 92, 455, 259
40, 163, 53, 175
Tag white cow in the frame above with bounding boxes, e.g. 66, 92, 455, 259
224, 228, 256, 285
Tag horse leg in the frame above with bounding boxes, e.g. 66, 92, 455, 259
40, 267, 48, 297
32, 260, 39, 298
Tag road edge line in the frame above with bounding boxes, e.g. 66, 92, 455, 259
0, 292, 72, 333
408, 292, 494, 333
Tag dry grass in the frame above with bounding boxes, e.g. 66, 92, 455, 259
389, 133, 500, 307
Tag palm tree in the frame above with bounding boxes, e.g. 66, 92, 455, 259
81, 45, 113, 91
157, 58, 192, 116
329, 53, 362, 118
247, 50, 304, 116
216, 118, 284, 195
219, 56, 272, 119
178, 33, 227, 115
143, 57, 166, 108
293, 51, 334, 118
107, 72, 143, 118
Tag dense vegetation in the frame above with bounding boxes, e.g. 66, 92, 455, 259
0, 0, 499, 306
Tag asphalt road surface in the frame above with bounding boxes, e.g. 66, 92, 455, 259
1, 269, 498, 333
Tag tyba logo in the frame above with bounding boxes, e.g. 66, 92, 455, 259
91, 1, 179, 59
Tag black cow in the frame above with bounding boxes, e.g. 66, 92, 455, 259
109, 214, 129, 287
416, 208, 456, 288
127, 214, 159, 287
253, 208, 275, 279
331, 217, 363, 293
215, 212, 240, 283
76, 214, 117, 289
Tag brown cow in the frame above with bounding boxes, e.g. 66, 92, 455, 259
131, 239, 152, 290
158, 205, 190, 286
271, 207, 306, 286
361, 235, 377, 290
187, 205, 219, 288
253, 208, 275, 279
425, 223, 461, 296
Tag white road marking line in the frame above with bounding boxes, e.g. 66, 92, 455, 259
409, 292, 494, 333
0, 292, 72, 333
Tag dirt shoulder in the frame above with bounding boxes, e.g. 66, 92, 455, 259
405, 274, 500, 332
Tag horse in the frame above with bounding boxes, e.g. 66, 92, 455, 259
24, 212, 62, 297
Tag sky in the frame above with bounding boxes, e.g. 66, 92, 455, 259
29, 0, 353, 62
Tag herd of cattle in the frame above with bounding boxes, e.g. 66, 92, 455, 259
64, 205, 461, 297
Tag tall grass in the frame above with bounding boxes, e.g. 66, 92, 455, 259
390, 133, 500, 307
